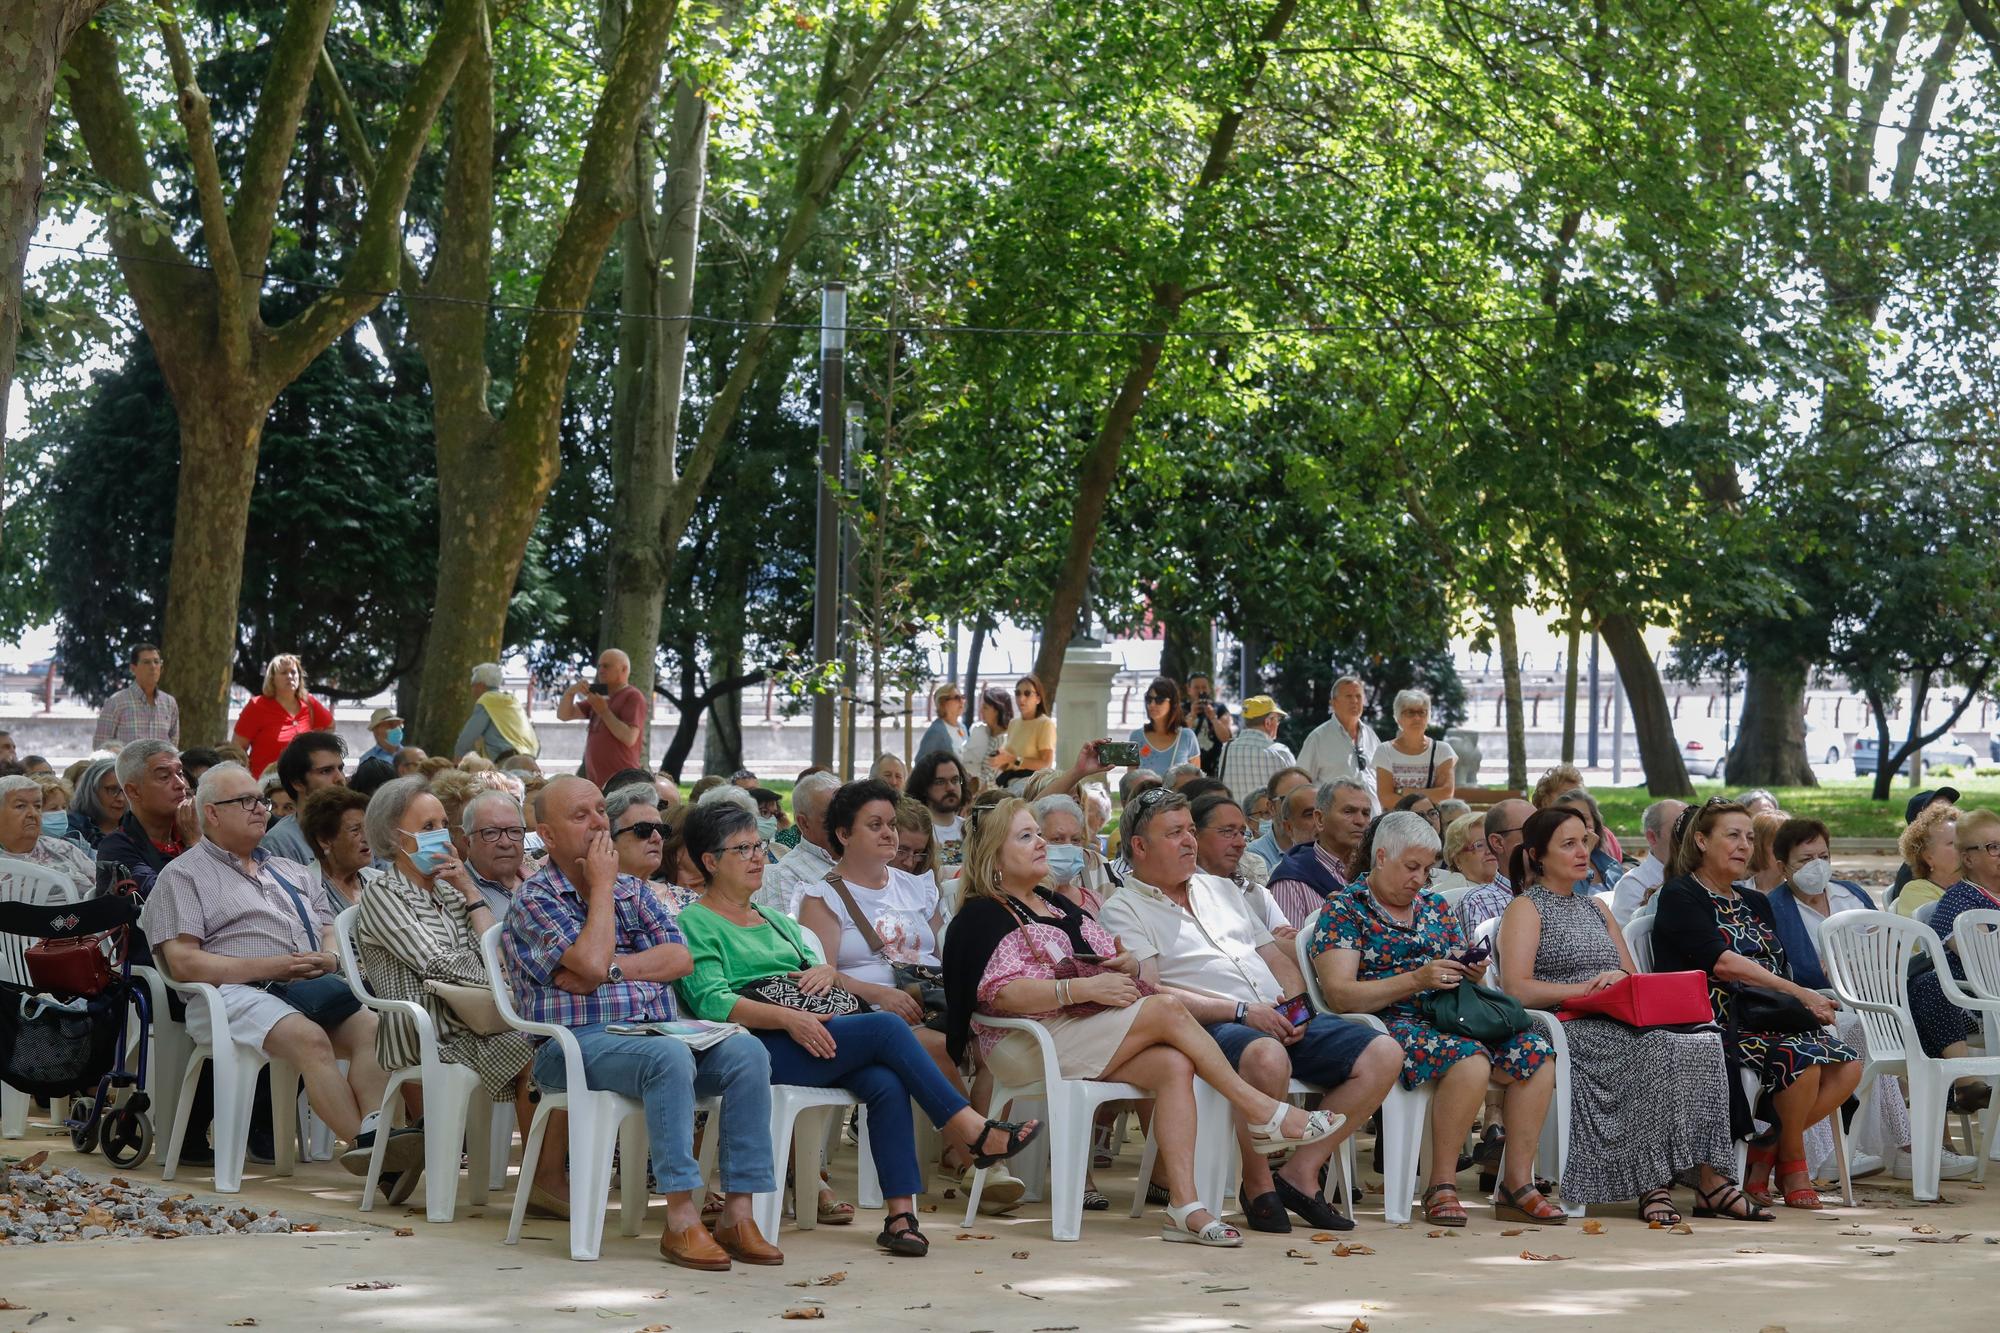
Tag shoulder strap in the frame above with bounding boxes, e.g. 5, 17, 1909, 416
822, 869, 892, 959
264, 862, 320, 951
1424, 740, 1435, 788
752, 903, 816, 969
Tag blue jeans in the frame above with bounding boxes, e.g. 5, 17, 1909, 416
533, 1026, 776, 1196
758, 1011, 968, 1197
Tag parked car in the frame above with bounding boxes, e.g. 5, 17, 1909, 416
1678, 720, 1732, 779
1852, 732, 1978, 778
1802, 718, 1845, 768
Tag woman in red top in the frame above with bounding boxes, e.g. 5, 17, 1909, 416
233, 653, 334, 776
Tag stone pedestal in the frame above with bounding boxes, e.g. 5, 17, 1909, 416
1052, 644, 1122, 759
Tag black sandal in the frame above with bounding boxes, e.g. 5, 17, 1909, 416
1637, 1188, 1680, 1226
971, 1117, 1044, 1169
1692, 1181, 1775, 1223
877, 1210, 930, 1256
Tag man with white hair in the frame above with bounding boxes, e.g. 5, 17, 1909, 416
756, 771, 840, 915
456, 662, 541, 762
1099, 788, 1399, 1234
141, 763, 417, 1180
1267, 778, 1372, 929
1611, 798, 1687, 925
0, 774, 96, 897
463, 788, 530, 917
1296, 677, 1380, 808
560, 649, 646, 785
1214, 696, 1297, 807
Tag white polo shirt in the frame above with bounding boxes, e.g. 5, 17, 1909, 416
1098, 872, 1283, 1006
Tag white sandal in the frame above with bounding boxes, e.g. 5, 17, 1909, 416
1246, 1102, 1344, 1155
1161, 1200, 1242, 1247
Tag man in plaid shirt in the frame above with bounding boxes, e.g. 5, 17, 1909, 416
93, 643, 180, 749
504, 775, 779, 1271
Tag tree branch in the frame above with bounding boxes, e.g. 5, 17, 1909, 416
231, 0, 337, 279
155, 7, 251, 373
1962, 0, 2000, 61
312, 48, 423, 293
1890, 9, 1965, 201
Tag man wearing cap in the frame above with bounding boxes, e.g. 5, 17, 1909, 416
1888, 786, 1959, 907
358, 707, 405, 770
1214, 696, 1298, 809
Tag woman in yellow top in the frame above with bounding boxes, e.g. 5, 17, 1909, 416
995, 674, 1057, 773
1893, 800, 1961, 918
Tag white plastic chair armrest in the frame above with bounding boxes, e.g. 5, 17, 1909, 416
156, 969, 233, 1047
336, 907, 443, 1052
973, 1013, 1064, 1081
479, 924, 594, 1100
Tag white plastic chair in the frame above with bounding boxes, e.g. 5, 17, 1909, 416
1473, 915, 1576, 1214
131, 964, 193, 1149
0, 860, 80, 1137
962, 1012, 1159, 1240
1948, 909, 2000, 1160
151, 953, 301, 1194
1296, 928, 1435, 1224
1821, 910, 2000, 1200
1622, 915, 1655, 973
480, 924, 649, 1261
1913, 900, 1938, 926
335, 907, 501, 1222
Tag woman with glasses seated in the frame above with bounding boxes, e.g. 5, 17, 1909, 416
1129, 675, 1200, 778
355, 776, 569, 1213
610, 783, 694, 915
675, 799, 1044, 1256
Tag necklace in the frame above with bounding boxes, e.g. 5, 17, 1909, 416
1691, 871, 1736, 899
1373, 891, 1416, 926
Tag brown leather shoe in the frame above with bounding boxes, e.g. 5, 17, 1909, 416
659, 1222, 731, 1271
713, 1217, 784, 1266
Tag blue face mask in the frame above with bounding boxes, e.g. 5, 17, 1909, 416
755, 815, 778, 842
1046, 844, 1086, 883
385, 727, 404, 747
40, 812, 67, 838
405, 827, 454, 876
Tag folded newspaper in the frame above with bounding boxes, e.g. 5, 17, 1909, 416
606, 1019, 746, 1049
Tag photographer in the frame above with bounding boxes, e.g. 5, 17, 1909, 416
1185, 675, 1235, 776
557, 648, 648, 785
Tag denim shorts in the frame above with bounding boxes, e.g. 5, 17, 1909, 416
1203, 1011, 1380, 1086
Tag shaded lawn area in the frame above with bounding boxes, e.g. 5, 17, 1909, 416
1593, 776, 2000, 841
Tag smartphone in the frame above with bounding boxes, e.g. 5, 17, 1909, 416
1453, 940, 1492, 968
589, 681, 610, 696
605, 1023, 662, 1036
1277, 994, 1312, 1027
1072, 953, 1107, 965
1095, 739, 1142, 766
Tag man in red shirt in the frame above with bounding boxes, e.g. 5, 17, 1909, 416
560, 648, 648, 786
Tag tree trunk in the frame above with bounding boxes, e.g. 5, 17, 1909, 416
1494, 597, 1527, 790
599, 81, 708, 746
160, 386, 268, 741
962, 615, 988, 717
1561, 618, 1581, 764
0, 1, 109, 457
1160, 611, 1213, 690
1597, 613, 1694, 797
1727, 659, 1817, 786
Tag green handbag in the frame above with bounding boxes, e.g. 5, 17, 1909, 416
1417, 981, 1532, 1045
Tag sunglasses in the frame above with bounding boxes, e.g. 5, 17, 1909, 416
616, 820, 666, 840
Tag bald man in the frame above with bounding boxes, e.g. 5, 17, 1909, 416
502, 776, 780, 1269
560, 648, 648, 785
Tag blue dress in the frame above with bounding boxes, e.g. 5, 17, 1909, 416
1127, 726, 1198, 777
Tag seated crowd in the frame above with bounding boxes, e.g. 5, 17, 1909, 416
12, 656, 1993, 1271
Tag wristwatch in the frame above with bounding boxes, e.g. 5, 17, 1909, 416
606, 962, 625, 985
1234, 1001, 1249, 1024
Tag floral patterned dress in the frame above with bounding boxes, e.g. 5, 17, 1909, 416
1309, 885, 1552, 1090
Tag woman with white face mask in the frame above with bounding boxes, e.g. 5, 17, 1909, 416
1032, 793, 1112, 913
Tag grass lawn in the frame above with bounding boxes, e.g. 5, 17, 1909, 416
1592, 775, 2000, 841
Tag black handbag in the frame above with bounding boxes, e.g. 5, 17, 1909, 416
1417, 980, 1531, 1045
733, 906, 873, 1017
1728, 983, 1822, 1035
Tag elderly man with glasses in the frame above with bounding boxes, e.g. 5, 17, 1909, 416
141, 762, 417, 1179
1456, 798, 1533, 938
463, 788, 531, 917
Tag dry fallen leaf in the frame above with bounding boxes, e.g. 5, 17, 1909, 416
17, 1151, 47, 1172
780, 1310, 826, 1321
1913, 1223, 1940, 1234
1903, 1233, 1973, 1245
1670, 1222, 1694, 1235
1331, 1242, 1375, 1257
955, 1232, 994, 1241
0, 1302, 26, 1312
1501, 1229, 1526, 1237
290, 1223, 320, 1233
1758, 1326, 1788, 1333
1348, 1321, 1371, 1333
1309, 1232, 1340, 1242
635, 1325, 669, 1332
1011, 1251, 1031, 1260
1519, 1250, 1571, 1262
1580, 1220, 1605, 1235
1424, 1229, 1456, 1239
345, 1281, 399, 1291
1286, 1248, 1312, 1258
393, 1227, 415, 1237
919, 1203, 938, 1213
810, 1273, 846, 1287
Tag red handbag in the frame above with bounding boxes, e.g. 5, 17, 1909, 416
26, 935, 116, 998
1557, 970, 1713, 1028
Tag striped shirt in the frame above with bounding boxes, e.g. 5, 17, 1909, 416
1267, 843, 1349, 929
141, 840, 328, 960
502, 862, 682, 1028
93, 684, 181, 749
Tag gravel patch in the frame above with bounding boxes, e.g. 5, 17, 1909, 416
2, 1150, 293, 1244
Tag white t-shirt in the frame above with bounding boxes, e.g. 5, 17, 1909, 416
801, 866, 942, 987
1097, 872, 1283, 1006
932, 814, 965, 870
1371, 737, 1452, 796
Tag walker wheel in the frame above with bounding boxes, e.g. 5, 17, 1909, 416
102, 1107, 153, 1168
69, 1100, 100, 1155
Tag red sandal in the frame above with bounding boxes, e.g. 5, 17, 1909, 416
1774, 1159, 1823, 1210
1742, 1140, 1778, 1203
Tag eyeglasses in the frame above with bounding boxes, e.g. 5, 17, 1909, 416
1966, 842, 2000, 858
616, 821, 666, 840
211, 794, 270, 814
473, 826, 526, 845
715, 841, 766, 862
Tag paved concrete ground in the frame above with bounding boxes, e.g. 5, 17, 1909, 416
4, 1110, 1998, 1333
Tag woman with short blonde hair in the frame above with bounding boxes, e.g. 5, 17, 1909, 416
231, 653, 333, 777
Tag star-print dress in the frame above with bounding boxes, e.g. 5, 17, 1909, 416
1309, 885, 1552, 1090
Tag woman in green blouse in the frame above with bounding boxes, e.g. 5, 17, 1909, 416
674, 801, 1041, 1258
